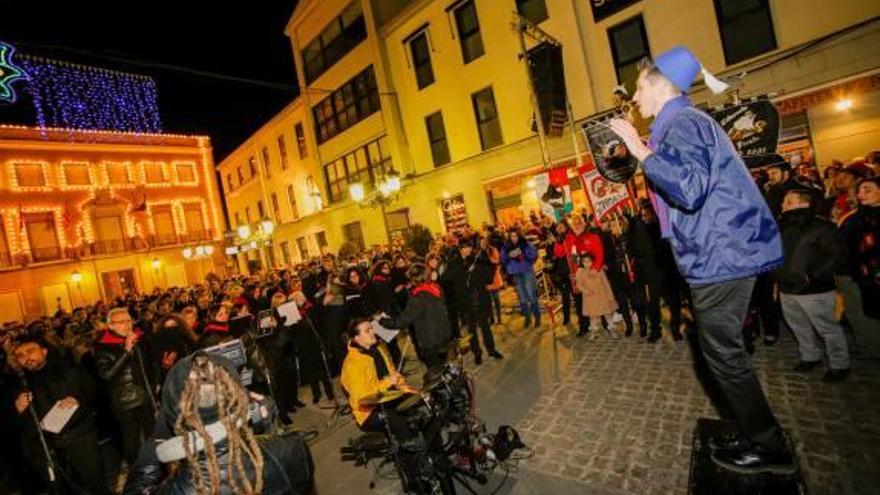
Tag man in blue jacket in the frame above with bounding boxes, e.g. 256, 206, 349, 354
610, 47, 793, 475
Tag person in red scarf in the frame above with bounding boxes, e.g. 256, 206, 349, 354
197, 303, 231, 348
380, 263, 453, 372
94, 307, 157, 467
563, 215, 606, 336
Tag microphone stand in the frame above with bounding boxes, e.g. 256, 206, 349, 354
303, 312, 351, 430
19, 373, 58, 493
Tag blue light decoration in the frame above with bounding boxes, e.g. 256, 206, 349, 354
0, 41, 25, 103
17, 56, 162, 133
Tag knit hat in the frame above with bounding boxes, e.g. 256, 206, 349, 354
654, 46, 728, 94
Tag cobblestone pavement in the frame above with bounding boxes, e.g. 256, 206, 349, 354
303, 314, 880, 495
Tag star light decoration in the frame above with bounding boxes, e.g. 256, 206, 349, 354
0, 41, 25, 103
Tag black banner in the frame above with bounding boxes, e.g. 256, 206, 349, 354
590, 0, 642, 22
710, 99, 780, 168
581, 122, 638, 183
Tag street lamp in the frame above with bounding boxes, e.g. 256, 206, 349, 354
237, 224, 251, 239
260, 218, 275, 235
151, 257, 160, 270
70, 270, 82, 283
182, 247, 194, 259
349, 182, 366, 202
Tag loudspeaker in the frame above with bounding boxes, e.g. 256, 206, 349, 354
688, 418, 808, 495
527, 42, 567, 137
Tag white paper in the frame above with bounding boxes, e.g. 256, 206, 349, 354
40, 400, 78, 434
371, 319, 399, 343
276, 300, 302, 326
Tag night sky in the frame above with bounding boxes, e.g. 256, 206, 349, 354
0, 0, 300, 161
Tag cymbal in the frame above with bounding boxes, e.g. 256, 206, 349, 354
358, 389, 408, 407
396, 392, 428, 412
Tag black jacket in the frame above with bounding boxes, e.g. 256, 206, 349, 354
94, 330, 157, 413
440, 251, 469, 308
381, 282, 453, 355
465, 251, 495, 308
365, 275, 398, 316
776, 208, 845, 295
15, 351, 98, 442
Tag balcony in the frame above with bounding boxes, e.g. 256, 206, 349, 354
185, 230, 213, 243
30, 247, 63, 263
0, 252, 13, 268
89, 238, 133, 256
153, 233, 179, 247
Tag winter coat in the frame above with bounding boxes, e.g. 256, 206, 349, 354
563, 229, 604, 272
776, 208, 846, 295
546, 241, 572, 287
465, 251, 495, 308
365, 275, 398, 317
840, 205, 880, 317
381, 282, 453, 356
440, 251, 469, 308
123, 355, 314, 495
575, 267, 619, 317
501, 240, 538, 275
642, 96, 783, 285
94, 329, 157, 414
340, 342, 410, 426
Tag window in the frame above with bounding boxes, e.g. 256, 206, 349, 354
410, 31, 435, 89
105, 162, 132, 185
295, 123, 308, 158
183, 204, 207, 241
287, 184, 299, 220
453, 1, 485, 64
342, 221, 365, 251
175, 162, 197, 184
608, 15, 651, 96
62, 162, 91, 186
245, 206, 252, 223
248, 157, 257, 179
261, 147, 271, 178
301, 1, 367, 83
151, 205, 177, 245
226, 173, 234, 192
323, 136, 392, 203
271, 193, 281, 221
471, 87, 503, 150
277, 135, 289, 170
14, 162, 47, 188
256, 200, 265, 218
234, 212, 242, 226
714, 0, 777, 65
516, 0, 548, 24
312, 66, 381, 144
143, 162, 166, 183
425, 111, 450, 167
296, 236, 310, 260
237, 166, 244, 185
24, 212, 61, 262
280, 241, 292, 265
315, 231, 328, 255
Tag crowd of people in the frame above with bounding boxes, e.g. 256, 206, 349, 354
0, 147, 877, 493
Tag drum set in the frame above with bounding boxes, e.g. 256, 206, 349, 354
341, 340, 501, 495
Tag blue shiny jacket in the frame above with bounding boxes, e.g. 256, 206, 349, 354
642, 99, 783, 286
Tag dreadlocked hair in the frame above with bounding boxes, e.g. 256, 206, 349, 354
174, 356, 265, 494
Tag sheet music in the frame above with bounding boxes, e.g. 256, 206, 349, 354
276, 300, 302, 326
40, 400, 78, 434
371, 318, 399, 343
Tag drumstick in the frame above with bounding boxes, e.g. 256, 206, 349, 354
397, 336, 410, 373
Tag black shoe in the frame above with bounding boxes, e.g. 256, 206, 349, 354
293, 399, 306, 408
312, 396, 321, 404
639, 329, 648, 338
793, 360, 822, 373
823, 368, 850, 382
707, 433, 750, 451
562, 318, 571, 326
647, 333, 661, 343
763, 335, 779, 347
475, 354, 483, 365
533, 317, 541, 328
711, 446, 796, 475
624, 327, 633, 337
576, 328, 587, 338
489, 351, 504, 360
672, 331, 683, 341
523, 316, 532, 329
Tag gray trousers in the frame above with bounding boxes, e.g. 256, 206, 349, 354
836, 275, 880, 359
780, 291, 851, 370
691, 277, 786, 453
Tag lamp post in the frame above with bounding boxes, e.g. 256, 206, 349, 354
348, 168, 402, 244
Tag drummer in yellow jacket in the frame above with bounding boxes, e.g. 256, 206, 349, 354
340, 317, 416, 439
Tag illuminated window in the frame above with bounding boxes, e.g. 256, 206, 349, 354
323, 136, 391, 203
277, 135, 289, 170
295, 123, 308, 158
248, 157, 257, 179
287, 184, 299, 220
175, 162, 197, 184
183, 204, 207, 241
296, 236, 309, 260
105, 162, 132, 185
143, 162, 167, 183
62, 162, 92, 186
151, 205, 177, 246
280, 241, 291, 265
14, 162, 47, 188
262, 147, 271, 178
271, 192, 281, 222
24, 212, 61, 262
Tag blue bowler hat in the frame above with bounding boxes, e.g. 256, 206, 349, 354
654, 46, 728, 94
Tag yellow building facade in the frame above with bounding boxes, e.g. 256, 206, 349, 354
0, 126, 226, 322
218, 0, 880, 262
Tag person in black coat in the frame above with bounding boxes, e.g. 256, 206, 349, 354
776, 189, 851, 381
366, 260, 398, 317
291, 292, 336, 405
94, 307, 158, 466
380, 263, 454, 371
603, 217, 647, 337
463, 241, 503, 364
439, 242, 469, 340
12, 335, 109, 494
